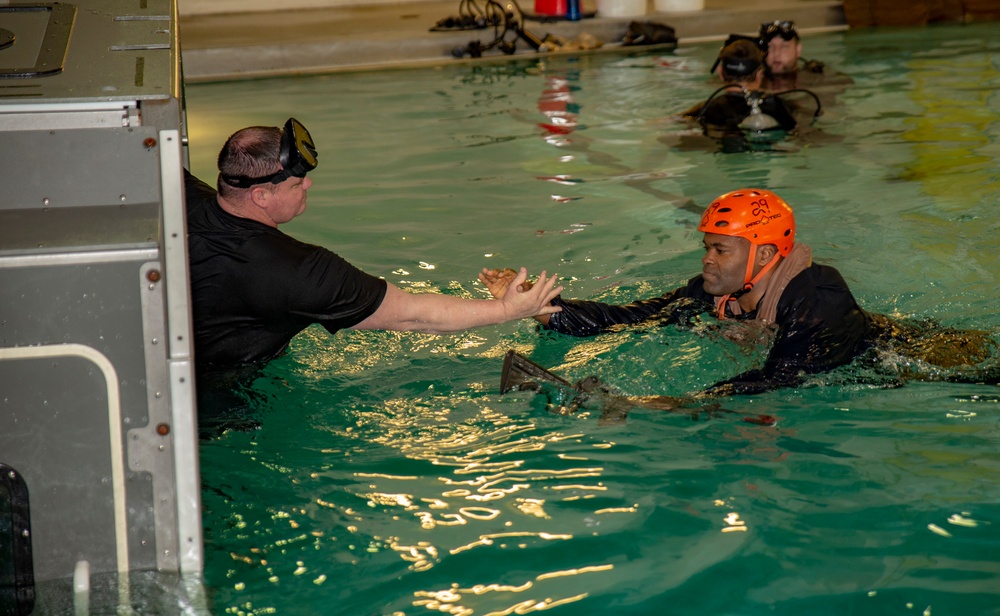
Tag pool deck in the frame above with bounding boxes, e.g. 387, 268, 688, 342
178, 0, 847, 82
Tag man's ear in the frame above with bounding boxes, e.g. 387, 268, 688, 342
249, 185, 270, 208
758, 244, 779, 264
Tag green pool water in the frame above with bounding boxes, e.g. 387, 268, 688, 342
184, 22, 1000, 616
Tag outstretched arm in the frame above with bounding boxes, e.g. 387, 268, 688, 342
352, 268, 562, 333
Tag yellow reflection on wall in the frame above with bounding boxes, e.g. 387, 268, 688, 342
901, 54, 1000, 210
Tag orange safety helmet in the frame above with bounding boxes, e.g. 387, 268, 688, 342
698, 188, 795, 256
698, 189, 796, 309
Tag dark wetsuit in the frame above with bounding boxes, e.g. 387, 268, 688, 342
697, 91, 798, 133
545, 262, 876, 396
680, 91, 798, 153
185, 171, 387, 371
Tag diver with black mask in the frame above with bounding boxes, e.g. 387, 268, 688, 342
185, 117, 564, 436
682, 38, 819, 151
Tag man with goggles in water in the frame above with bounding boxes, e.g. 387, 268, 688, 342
480, 189, 996, 415
758, 20, 854, 92
184, 118, 564, 377
760, 21, 805, 84
705, 21, 831, 90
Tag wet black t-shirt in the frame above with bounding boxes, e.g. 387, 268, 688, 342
185, 171, 387, 369
544, 261, 875, 395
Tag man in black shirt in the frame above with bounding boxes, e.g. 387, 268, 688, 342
481, 189, 995, 408
186, 118, 564, 375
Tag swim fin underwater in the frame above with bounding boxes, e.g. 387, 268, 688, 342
500, 350, 777, 426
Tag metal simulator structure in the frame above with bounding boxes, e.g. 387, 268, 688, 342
0, 1, 202, 613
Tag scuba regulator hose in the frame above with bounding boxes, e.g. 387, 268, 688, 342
771, 88, 823, 118
695, 83, 823, 134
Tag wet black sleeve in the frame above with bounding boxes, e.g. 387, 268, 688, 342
703, 264, 871, 396
545, 277, 713, 337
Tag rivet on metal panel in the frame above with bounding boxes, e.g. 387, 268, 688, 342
144, 137, 157, 149
156, 423, 170, 436
147, 270, 161, 282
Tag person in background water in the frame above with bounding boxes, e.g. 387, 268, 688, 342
682, 39, 799, 150
481, 188, 996, 412
759, 20, 807, 90
758, 20, 855, 92
185, 118, 563, 391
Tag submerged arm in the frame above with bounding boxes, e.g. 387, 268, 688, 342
547, 293, 707, 337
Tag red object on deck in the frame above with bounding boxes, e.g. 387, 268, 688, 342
534, 0, 567, 16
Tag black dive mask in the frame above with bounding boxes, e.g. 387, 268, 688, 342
709, 34, 764, 75
721, 57, 761, 79
760, 20, 798, 43
221, 118, 318, 188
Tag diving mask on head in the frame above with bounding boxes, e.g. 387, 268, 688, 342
221, 117, 318, 188
709, 34, 764, 75
760, 20, 797, 43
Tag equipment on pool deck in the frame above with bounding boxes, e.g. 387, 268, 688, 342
0, 0, 202, 612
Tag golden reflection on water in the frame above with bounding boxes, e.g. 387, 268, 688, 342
390, 540, 439, 572
721, 511, 748, 533
411, 564, 613, 615
330, 386, 631, 611
449, 531, 573, 555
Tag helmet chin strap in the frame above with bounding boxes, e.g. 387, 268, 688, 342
716, 248, 780, 318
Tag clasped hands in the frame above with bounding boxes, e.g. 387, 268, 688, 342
479, 267, 561, 321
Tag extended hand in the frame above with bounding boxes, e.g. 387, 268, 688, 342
479, 267, 529, 299
488, 267, 562, 319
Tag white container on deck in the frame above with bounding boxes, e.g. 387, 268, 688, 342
596, 0, 647, 17
653, 0, 704, 12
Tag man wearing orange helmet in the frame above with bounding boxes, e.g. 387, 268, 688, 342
484, 189, 996, 406
482, 188, 874, 397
